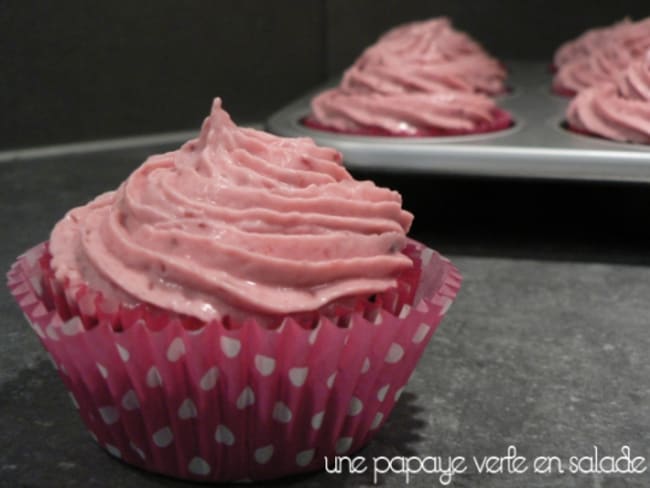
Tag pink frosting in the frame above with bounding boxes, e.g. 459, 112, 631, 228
366, 17, 506, 95
341, 18, 506, 97
566, 52, 650, 144
311, 89, 507, 136
309, 17, 509, 135
50, 99, 414, 322
553, 19, 632, 68
378, 17, 487, 59
553, 42, 635, 95
553, 17, 650, 95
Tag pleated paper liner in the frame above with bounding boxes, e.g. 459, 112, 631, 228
7, 240, 461, 482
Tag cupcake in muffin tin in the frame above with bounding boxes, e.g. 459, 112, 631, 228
306, 17, 512, 137
566, 51, 650, 144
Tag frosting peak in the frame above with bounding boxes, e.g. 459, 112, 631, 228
50, 99, 415, 322
309, 17, 510, 136
566, 52, 650, 144
553, 17, 650, 95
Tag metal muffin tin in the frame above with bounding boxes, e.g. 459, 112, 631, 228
266, 62, 650, 183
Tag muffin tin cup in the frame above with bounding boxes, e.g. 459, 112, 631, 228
7, 240, 461, 483
267, 62, 650, 182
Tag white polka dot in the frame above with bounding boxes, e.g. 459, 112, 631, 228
441, 297, 453, 315
394, 387, 405, 402
121, 389, 140, 411
29, 321, 45, 339
272, 402, 292, 423
398, 304, 411, 319
377, 384, 390, 402
236, 386, 255, 409
166, 337, 186, 362
188, 457, 211, 476
255, 355, 276, 376
311, 411, 324, 429
420, 247, 434, 265
371, 412, 384, 429
146, 366, 163, 388
361, 357, 370, 374
96, 363, 108, 379
308, 327, 319, 345
61, 319, 83, 336
178, 398, 198, 419
215, 424, 235, 446
335, 437, 353, 454
116, 344, 130, 362
385, 343, 404, 363
296, 449, 315, 467
98, 406, 119, 425
348, 397, 363, 416
45, 325, 59, 341
105, 444, 121, 458
199, 366, 219, 391
326, 372, 337, 389
220, 336, 241, 358
289, 367, 309, 387
412, 323, 431, 344
254, 445, 274, 464
68, 392, 79, 409
130, 442, 146, 460
153, 426, 174, 447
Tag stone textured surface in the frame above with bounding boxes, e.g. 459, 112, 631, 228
2, 147, 650, 486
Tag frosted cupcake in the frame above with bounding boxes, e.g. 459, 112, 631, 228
566, 51, 650, 144
7, 99, 462, 482
553, 17, 650, 96
306, 17, 511, 137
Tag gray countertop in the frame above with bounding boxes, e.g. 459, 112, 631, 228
2, 143, 650, 487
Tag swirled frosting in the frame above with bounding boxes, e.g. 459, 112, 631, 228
553, 17, 650, 95
50, 99, 414, 322
553, 19, 632, 68
566, 52, 650, 144
553, 42, 635, 95
310, 89, 510, 136
378, 17, 487, 60
341, 18, 506, 97
309, 17, 510, 135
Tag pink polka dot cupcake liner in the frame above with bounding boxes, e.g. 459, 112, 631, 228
7, 239, 461, 482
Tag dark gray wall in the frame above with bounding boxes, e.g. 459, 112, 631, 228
325, 0, 650, 73
1, 0, 326, 149
2, 0, 648, 150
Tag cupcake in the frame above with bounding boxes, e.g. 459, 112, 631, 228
7, 99, 462, 482
553, 18, 632, 69
305, 17, 511, 137
565, 51, 650, 144
553, 17, 650, 96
